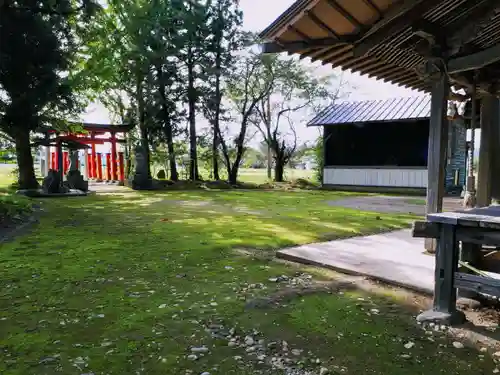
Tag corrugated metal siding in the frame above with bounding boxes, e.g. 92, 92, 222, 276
309, 96, 431, 126
323, 167, 428, 188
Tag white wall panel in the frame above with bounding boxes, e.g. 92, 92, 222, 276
323, 168, 427, 188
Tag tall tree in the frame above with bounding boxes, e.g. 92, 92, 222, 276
202, 0, 243, 180
0, 0, 99, 189
220, 52, 275, 184
176, 0, 211, 181
254, 56, 345, 182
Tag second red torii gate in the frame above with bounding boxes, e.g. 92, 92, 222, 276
43, 122, 133, 183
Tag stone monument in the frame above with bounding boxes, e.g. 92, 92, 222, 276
66, 150, 89, 191
42, 169, 64, 193
130, 145, 153, 190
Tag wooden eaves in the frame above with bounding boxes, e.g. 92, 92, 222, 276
259, 0, 500, 98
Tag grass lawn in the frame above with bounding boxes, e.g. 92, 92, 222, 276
0, 182, 496, 375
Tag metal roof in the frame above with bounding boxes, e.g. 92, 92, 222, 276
308, 95, 431, 126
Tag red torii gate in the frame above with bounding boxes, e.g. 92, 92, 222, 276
44, 122, 133, 183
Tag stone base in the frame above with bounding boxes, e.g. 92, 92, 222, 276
456, 296, 484, 309
16, 189, 91, 198
129, 175, 154, 190
416, 309, 466, 325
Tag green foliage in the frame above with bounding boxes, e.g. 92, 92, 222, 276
313, 136, 324, 184
0, 195, 33, 220
1, 0, 100, 188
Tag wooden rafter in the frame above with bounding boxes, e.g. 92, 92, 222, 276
353, 0, 439, 57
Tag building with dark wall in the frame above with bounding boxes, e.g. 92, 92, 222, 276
309, 96, 466, 193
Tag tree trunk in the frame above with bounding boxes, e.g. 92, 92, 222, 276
14, 128, 38, 189
156, 64, 178, 181
267, 145, 272, 179
166, 136, 178, 181
212, 39, 223, 181
212, 131, 220, 180
136, 71, 151, 179
228, 165, 238, 185
187, 53, 199, 181
266, 97, 272, 179
274, 158, 285, 182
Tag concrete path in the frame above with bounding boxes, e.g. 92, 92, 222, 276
277, 229, 435, 294
327, 195, 463, 215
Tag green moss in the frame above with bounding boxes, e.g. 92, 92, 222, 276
0, 189, 494, 374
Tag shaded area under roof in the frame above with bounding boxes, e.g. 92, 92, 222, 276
308, 96, 431, 126
259, 0, 500, 94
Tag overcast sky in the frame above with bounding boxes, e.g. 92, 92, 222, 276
84, 0, 418, 144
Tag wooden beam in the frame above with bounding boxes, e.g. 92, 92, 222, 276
476, 95, 498, 207
325, 0, 363, 31
425, 69, 449, 252
306, 11, 340, 39
446, 0, 500, 56
361, 0, 382, 17
454, 273, 500, 299
448, 43, 500, 74
260, 37, 340, 54
353, 0, 436, 57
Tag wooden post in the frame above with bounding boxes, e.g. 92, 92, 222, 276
418, 224, 465, 324
44, 133, 50, 176
118, 152, 125, 182
63, 151, 69, 174
96, 153, 103, 181
86, 153, 92, 179
106, 153, 112, 181
56, 141, 63, 183
489, 97, 500, 203
111, 132, 118, 181
91, 133, 96, 179
425, 70, 450, 252
476, 95, 496, 207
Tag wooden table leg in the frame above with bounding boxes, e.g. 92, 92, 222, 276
417, 224, 466, 325
458, 242, 483, 303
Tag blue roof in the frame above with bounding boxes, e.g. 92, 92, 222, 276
308, 96, 431, 126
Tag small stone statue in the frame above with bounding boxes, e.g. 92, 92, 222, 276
66, 170, 89, 192
68, 150, 79, 172
42, 169, 62, 193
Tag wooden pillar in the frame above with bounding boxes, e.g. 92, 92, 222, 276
86, 153, 92, 179
459, 96, 500, 302
118, 152, 125, 182
44, 133, 50, 176
56, 141, 63, 183
425, 71, 450, 252
63, 151, 69, 174
51, 152, 56, 170
91, 133, 96, 179
96, 153, 103, 180
476, 96, 497, 207
106, 153, 112, 181
489, 97, 500, 203
111, 132, 118, 181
